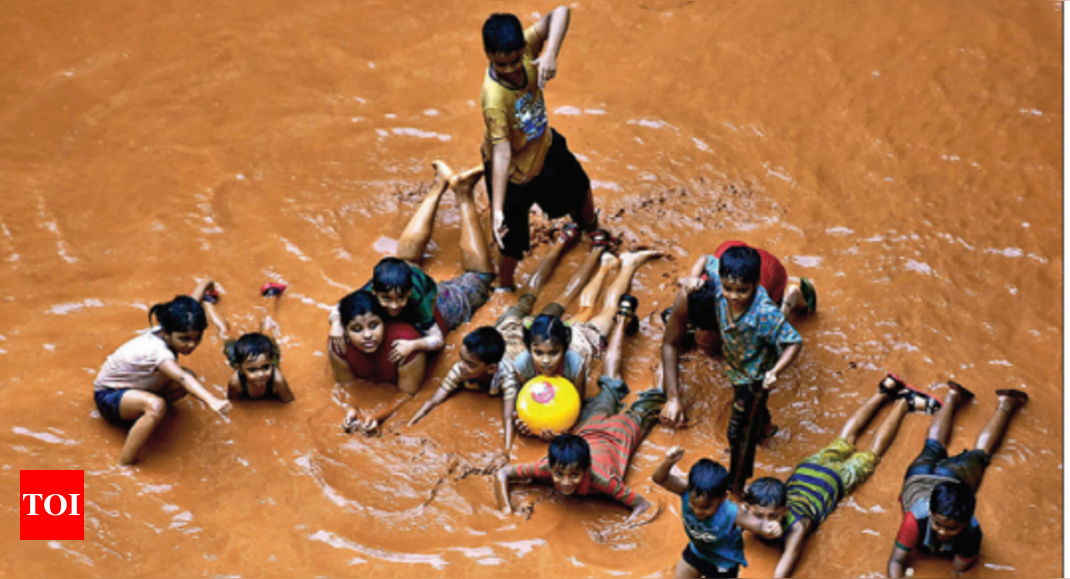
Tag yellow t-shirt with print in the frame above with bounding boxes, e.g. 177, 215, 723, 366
480, 25, 553, 185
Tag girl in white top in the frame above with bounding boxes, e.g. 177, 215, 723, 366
94, 282, 231, 465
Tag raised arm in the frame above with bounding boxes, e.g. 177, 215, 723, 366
659, 290, 690, 427
774, 520, 810, 578
531, 5, 571, 89
158, 359, 230, 416
651, 446, 688, 494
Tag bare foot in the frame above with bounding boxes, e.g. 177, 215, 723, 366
599, 252, 621, 271
781, 284, 803, 316
619, 249, 664, 270
449, 165, 484, 197
430, 160, 455, 193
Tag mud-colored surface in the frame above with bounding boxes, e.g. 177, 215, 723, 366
0, 1, 1061, 577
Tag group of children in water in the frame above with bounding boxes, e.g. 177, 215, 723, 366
90, 6, 1030, 578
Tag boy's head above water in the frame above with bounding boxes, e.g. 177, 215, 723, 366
460, 327, 506, 381
226, 333, 278, 388
372, 257, 413, 317
929, 482, 976, 543
149, 295, 207, 355
548, 434, 591, 496
339, 291, 387, 354
482, 13, 526, 86
524, 315, 571, 377
687, 459, 732, 520
744, 477, 789, 528
719, 246, 762, 313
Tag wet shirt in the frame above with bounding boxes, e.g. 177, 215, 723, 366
895, 498, 983, 562
785, 462, 844, 529
361, 264, 439, 333
514, 413, 643, 507
342, 321, 421, 383
480, 26, 552, 184
94, 330, 176, 392
683, 497, 748, 568
705, 256, 802, 386
502, 348, 586, 399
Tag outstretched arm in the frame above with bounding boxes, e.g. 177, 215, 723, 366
774, 520, 810, 578
495, 465, 521, 513
887, 545, 911, 578
651, 446, 688, 494
357, 352, 427, 433
503, 396, 517, 452
159, 359, 230, 416
659, 291, 690, 427
408, 386, 452, 426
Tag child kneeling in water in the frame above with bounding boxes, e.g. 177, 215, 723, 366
653, 448, 782, 578
93, 286, 231, 465
328, 291, 426, 434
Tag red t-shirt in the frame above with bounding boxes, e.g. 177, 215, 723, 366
713, 240, 788, 304
342, 321, 421, 383
514, 414, 644, 507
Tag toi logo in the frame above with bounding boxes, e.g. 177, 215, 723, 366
20, 470, 84, 540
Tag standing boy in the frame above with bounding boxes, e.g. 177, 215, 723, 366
661, 245, 803, 491
480, 7, 611, 290
885, 377, 1028, 577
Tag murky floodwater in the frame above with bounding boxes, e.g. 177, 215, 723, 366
0, 1, 1061, 577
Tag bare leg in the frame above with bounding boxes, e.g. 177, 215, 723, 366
588, 250, 663, 336
545, 246, 606, 311
498, 255, 520, 291
520, 232, 579, 299
673, 557, 702, 579
396, 161, 454, 264
601, 311, 629, 381
451, 166, 494, 275
116, 390, 169, 465
781, 279, 803, 317
974, 393, 1026, 456
868, 398, 911, 457
571, 253, 620, 323
839, 390, 893, 446
926, 387, 963, 445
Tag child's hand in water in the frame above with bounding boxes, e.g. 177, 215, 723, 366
210, 398, 232, 417
388, 339, 419, 363
343, 407, 363, 433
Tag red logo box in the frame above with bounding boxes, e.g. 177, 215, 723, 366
20, 470, 84, 540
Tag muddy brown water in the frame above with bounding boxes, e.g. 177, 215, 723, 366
0, 1, 1061, 577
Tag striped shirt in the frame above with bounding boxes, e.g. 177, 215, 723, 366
514, 413, 643, 507
785, 462, 845, 529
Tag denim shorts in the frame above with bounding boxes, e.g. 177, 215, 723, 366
94, 388, 135, 428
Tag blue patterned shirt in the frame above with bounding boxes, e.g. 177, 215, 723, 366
707, 257, 802, 385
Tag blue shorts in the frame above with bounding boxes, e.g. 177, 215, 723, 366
94, 388, 135, 428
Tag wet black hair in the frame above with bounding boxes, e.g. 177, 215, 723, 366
930, 482, 976, 523
371, 257, 413, 294
463, 326, 507, 365
719, 245, 762, 285
744, 477, 787, 508
548, 434, 591, 471
338, 290, 386, 327
149, 295, 207, 334
225, 333, 280, 369
482, 13, 525, 54
524, 314, 571, 351
688, 459, 731, 500
686, 282, 720, 331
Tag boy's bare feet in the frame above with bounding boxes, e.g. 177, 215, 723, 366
430, 160, 455, 196
448, 165, 484, 195
600, 252, 620, 271
619, 249, 664, 269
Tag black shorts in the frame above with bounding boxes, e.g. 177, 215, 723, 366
904, 438, 989, 491
484, 129, 591, 259
682, 545, 740, 578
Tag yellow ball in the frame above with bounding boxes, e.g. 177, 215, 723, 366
517, 375, 581, 436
